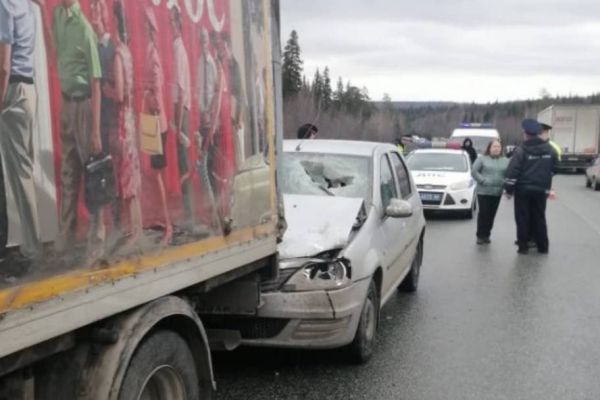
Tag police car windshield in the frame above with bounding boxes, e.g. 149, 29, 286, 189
449, 136, 496, 154
407, 153, 468, 172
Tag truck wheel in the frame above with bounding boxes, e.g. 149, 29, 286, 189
119, 330, 201, 400
399, 237, 423, 293
594, 177, 600, 191
346, 280, 379, 364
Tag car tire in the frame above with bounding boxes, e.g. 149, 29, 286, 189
586, 177, 592, 188
465, 199, 476, 219
594, 177, 600, 191
346, 280, 379, 364
118, 330, 204, 400
399, 237, 423, 293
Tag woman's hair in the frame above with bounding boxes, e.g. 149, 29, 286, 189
484, 139, 503, 156
462, 138, 473, 148
113, 0, 129, 44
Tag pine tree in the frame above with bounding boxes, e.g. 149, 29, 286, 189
334, 77, 345, 111
313, 68, 322, 104
282, 30, 303, 97
322, 67, 333, 110
382, 93, 393, 114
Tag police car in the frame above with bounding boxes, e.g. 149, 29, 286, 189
406, 149, 477, 218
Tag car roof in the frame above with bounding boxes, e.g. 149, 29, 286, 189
451, 128, 500, 138
284, 139, 393, 157
410, 148, 468, 155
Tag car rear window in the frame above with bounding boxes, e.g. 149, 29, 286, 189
407, 153, 468, 172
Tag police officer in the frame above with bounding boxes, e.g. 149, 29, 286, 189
504, 119, 558, 254
540, 123, 562, 161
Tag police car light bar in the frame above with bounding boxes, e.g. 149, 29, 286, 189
460, 123, 494, 128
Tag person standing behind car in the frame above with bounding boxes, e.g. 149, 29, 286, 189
462, 138, 478, 164
471, 139, 509, 244
504, 119, 558, 255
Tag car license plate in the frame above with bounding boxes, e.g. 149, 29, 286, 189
568, 157, 578, 161
420, 192, 441, 201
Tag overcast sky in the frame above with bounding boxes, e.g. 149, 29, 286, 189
280, 0, 600, 103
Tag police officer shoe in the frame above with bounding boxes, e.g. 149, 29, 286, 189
517, 248, 529, 255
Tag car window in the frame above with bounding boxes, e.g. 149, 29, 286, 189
407, 152, 469, 172
281, 152, 372, 203
390, 152, 412, 199
380, 155, 398, 209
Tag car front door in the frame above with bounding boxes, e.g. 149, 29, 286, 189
377, 153, 409, 298
389, 151, 422, 274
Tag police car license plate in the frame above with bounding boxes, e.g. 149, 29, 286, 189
420, 192, 441, 202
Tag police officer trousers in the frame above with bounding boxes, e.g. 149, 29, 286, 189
514, 190, 548, 252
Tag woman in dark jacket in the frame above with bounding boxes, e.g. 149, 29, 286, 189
462, 138, 478, 164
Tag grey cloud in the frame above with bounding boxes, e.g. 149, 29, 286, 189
280, 0, 600, 101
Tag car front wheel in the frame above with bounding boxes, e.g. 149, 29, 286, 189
594, 177, 600, 191
399, 237, 423, 293
346, 280, 379, 364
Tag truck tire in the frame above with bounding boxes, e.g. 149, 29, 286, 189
346, 280, 379, 364
119, 330, 201, 400
399, 237, 423, 293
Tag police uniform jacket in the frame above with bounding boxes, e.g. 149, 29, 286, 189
504, 137, 558, 195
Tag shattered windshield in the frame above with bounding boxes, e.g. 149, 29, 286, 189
281, 152, 371, 202
407, 152, 468, 172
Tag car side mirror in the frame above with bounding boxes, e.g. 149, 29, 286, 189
385, 198, 413, 218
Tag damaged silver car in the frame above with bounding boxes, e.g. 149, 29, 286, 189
243, 140, 426, 363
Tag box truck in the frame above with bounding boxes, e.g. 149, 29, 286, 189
538, 105, 600, 171
0, 0, 283, 398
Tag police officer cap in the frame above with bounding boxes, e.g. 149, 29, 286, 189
540, 123, 552, 131
521, 119, 541, 136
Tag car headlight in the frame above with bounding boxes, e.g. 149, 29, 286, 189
282, 259, 351, 292
449, 179, 474, 191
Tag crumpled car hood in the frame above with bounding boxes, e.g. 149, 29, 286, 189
279, 194, 364, 259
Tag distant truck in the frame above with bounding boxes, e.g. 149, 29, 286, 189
538, 105, 600, 171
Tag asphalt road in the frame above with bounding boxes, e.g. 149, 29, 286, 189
213, 175, 600, 400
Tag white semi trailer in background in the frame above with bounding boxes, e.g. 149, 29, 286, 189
538, 105, 600, 172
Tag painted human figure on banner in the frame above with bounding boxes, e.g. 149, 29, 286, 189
206, 31, 236, 230
36, 0, 107, 260
107, 0, 143, 246
90, 0, 120, 230
169, 4, 196, 233
0, 0, 276, 276
195, 27, 221, 232
0, 0, 43, 264
143, 6, 173, 245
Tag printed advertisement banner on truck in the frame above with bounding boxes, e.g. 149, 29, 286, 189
0, 0, 276, 281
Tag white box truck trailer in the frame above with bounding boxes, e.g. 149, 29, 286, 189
538, 105, 600, 171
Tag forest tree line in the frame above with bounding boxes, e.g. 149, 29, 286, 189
282, 30, 600, 145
